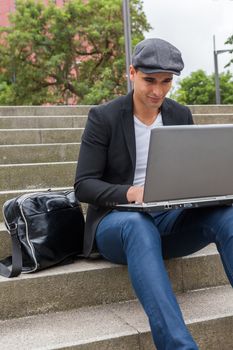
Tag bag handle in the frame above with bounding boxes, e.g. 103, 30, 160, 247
0, 223, 23, 278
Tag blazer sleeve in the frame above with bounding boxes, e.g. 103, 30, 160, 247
74, 107, 131, 207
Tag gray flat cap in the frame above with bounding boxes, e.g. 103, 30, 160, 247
132, 38, 184, 76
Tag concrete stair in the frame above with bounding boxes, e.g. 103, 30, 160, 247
0, 104, 233, 349
0, 143, 80, 164
0, 162, 76, 190
1, 285, 233, 350
0, 244, 228, 319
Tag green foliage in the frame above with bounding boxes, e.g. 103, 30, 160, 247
219, 71, 233, 104
225, 34, 233, 68
0, 0, 151, 105
0, 80, 14, 105
173, 70, 233, 105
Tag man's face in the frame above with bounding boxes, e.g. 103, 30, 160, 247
129, 66, 173, 111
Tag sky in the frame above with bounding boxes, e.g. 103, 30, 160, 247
142, 0, 233, 84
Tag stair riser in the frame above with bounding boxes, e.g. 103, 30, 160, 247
0, 116, 87, 129
189, 105, 233, 114
1, 115, 233, 131
193, 115, 233, 124
0, 264, 135, 320
0, 144, 80, 164
0, 105, 232, 116
0, 230, 10, 260
0, 250, 228, 320
0, 106, 92, 116
0, 162, 76, 191
0, 288, 232, 350
189, 316, 233, 350
0, 129, 83, 145
0, 116, 232, 147
58, 336, 140, 350
78, 316, 232, 350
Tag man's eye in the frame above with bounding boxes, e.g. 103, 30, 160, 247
144, 79, 153, 83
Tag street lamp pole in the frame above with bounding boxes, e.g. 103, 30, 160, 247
213, 35, 231, 104
213, 36, 221, 104
122, 0, 132, 92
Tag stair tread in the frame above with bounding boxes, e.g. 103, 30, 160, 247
0, 285, 232, 350
0, 186, 72, 195
0, 222, 5, 230
0, 242, 228, 322
0, 127, 84, 130
0, 160, 76, 167
193, 113, 233, 116
0, 142, 80, 147
0, 258, 119, 282
2, 113, 233, 117
0, 244, 219, 283
0, 115, 88, 118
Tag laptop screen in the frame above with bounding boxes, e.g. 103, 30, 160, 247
143, 124, 233, 203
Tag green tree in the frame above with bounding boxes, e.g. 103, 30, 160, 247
225, 34, 233, 68
0, 0, 151, 105
220, 71, 233, 104
173, 70, 233, 105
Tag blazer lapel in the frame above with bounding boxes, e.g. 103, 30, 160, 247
120, 91, 136, 168
161, 98, 174, 125
120, 96, 178, 168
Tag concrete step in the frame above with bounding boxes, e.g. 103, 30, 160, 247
0, 105, 232, 117
0, 106, 92, 116
193, 113, 233, 124
188, 105, 233, 114
0, 243, 228, 320
1, 113, 233, 131
0, 223, 10, 260
0, 285, 232, 349
0, 128, 84, 145
0, 143, 80, 164
0, 162, 76, 191
0, 116, 87, 129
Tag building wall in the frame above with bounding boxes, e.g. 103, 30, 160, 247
0, 0, 65, 27
0, 0, 15, 26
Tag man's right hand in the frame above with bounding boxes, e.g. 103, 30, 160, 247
126, 186, 144, 204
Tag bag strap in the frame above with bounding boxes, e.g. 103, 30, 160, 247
0, 223, 23, 278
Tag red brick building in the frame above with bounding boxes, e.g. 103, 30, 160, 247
0, 0, 65, 26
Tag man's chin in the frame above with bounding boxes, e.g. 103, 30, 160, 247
147, 97, 163, 109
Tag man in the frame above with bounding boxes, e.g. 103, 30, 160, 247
75, 38, 233, 349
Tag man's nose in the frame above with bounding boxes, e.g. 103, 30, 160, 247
152, 84, 163, 97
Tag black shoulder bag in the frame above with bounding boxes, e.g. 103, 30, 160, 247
0, 190, 85, 278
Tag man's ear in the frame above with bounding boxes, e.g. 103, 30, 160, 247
129, 65, 137, 82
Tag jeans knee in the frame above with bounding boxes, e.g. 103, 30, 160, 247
208, 207, 233, 244
121, 212, 161, 250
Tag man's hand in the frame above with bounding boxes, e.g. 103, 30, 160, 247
126, 186, 144, 204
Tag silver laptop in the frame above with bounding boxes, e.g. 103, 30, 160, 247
116, 124, 233, 212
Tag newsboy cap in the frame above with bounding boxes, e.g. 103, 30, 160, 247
132, 38, 184, 76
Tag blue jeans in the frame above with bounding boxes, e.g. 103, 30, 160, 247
95, 206, 233, 350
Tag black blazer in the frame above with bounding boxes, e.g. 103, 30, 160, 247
74, 91, 193, 257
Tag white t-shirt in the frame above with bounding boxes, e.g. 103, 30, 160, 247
133, 113, 163, 186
